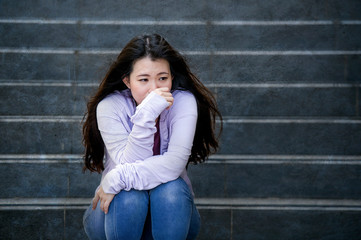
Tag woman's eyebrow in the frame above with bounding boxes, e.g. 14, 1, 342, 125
157, 72, 169, 75
136, 73, 150, 77
136, 72, 169, 77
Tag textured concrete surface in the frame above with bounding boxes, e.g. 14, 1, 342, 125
0, 0, 361, 239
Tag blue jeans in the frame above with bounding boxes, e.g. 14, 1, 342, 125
83, 178, 200, 240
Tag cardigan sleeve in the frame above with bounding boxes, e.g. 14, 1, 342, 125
97, 91, 169, 165
101, 91, 197, 194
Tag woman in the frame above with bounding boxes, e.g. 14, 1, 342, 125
82, 34, 221, 239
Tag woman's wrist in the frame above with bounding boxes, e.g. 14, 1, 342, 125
131, 92, 169, 123
101, 169, 124, 194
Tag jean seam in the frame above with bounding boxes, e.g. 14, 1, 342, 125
82, 207, 90, 236
113, 196, 118, 240
150, 178, 195, 239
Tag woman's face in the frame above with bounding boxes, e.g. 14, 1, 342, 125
123, 57, 173, 105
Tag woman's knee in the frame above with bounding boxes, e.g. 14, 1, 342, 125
107, 189, 149, 221
149, 178, 194, 238
112, 189, 149, 210
105, 190, 149, 239
150, 177, 191, 204
83, 202, 106, 240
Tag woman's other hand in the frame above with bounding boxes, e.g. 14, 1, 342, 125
152, 87, 174, 109
92, 186, 115, 214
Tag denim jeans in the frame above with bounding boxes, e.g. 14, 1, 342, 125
83, 177, 200, 240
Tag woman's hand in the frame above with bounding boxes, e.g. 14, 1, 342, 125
92, 186, 115, 214
152, 87, 174, 109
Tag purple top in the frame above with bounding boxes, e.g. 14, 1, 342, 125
97, 89, 197, 195
153, 120, 160, 156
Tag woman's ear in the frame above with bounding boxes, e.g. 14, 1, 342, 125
122, 77, 130, 89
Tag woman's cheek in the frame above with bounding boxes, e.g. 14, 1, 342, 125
136, 93, 148, 105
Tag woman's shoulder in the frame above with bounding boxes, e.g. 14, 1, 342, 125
172, 90, 196, 102
97, 89, 134, 116
170, 90, 197, 113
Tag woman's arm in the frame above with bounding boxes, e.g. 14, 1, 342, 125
101, 91, 197, 194
97, 91, 169, 165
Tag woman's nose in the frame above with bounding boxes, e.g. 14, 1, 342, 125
149, 80, 159, 91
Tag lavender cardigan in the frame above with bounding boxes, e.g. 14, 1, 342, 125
96, 89, 197, 195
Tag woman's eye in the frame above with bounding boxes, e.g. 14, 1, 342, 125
159, 77, 168, 81
139, 79, 148, 82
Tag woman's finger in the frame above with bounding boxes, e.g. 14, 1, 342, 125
100, 198, 105, 212
166, 96, 174, 106
153, 87, 171, 96
103, 200, 110, 214
92, 194, 100, 210
157, 87, 170, 92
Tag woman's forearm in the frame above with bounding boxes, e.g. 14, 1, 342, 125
97, 92, 169, 165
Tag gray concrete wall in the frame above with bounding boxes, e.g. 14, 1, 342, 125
0, 1, 360, 239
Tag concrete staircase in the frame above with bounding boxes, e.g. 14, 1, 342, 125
1, 1, 361, 239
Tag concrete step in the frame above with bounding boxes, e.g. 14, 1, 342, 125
1, 0, 361, 20
1, 155, 361, 199
1, 23, 360, 51
216, 87, 358, 117
206, 54, 361, 84
0, 119, 360, 155
1, 198, 361, 240
1, 52, 360, 83
0, 160, 99, 198
189, 158, 361, 199
0, 84, 358, 117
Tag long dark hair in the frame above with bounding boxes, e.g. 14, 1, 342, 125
83, 34, 222, 173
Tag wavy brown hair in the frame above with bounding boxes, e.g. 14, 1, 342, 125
83, 34, 222, 173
